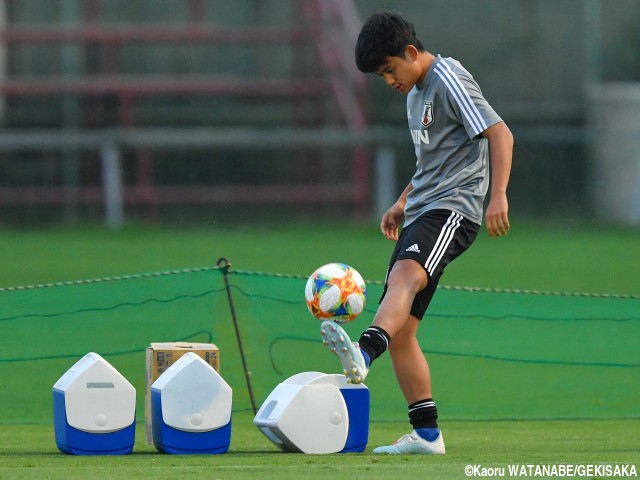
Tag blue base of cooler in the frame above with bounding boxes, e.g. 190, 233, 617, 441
53, 389, 135, 455
339, 388, 369, 453
151, 389, 231, 454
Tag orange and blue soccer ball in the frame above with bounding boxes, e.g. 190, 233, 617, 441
305, 263, 366, 324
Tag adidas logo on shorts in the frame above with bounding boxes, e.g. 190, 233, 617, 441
406, 244, 421, 253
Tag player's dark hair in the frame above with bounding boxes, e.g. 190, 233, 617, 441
355, 10, 425, 73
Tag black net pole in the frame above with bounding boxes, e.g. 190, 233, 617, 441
217, 257, 257, 415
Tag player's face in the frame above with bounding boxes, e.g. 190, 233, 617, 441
376, 49, 422, 94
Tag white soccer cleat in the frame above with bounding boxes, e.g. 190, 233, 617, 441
372, 430, 446, 455
320, 320, 368, 384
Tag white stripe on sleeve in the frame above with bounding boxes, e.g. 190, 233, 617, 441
435, 61, 488, 136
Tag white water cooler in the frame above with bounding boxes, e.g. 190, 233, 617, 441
150, 352, 232, 454
254, 372, 369, 454
52, 352, 136, 455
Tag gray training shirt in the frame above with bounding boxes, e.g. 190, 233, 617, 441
404, 54, 502, 226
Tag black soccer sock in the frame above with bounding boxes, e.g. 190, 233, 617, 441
408, 398, 439, 429
357, 326, 390, 366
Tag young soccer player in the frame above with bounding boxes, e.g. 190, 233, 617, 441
321, 10, 513, 454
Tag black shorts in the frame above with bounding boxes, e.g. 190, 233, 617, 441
380, 209, 480, 320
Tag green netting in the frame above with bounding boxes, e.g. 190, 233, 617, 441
0, 266, 638, 424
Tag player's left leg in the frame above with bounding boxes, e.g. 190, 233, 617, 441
372, 314, 445, 454
388, 314, 431, 404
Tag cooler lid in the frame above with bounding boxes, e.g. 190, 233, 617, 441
152, 352, 232, 432
53, 352, 136, 433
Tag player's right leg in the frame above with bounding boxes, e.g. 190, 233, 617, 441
320, 321, 368, 384
320, 259, 426, 383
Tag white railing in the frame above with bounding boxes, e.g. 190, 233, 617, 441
0, 126, 406, 228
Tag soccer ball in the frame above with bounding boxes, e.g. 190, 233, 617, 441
305, 263, 366, 323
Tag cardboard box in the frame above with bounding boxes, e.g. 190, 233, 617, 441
145, 342, 219, 445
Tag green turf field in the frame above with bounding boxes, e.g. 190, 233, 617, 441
0, 415, 638, 479
0, 222, 638, 479
1, 221, 638, 295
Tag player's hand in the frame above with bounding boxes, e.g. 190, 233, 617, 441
485, 194, 510, 237
380, 204, 405, 241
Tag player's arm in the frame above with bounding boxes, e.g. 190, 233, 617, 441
381, 182, 412, 241
482, 121, 513, 237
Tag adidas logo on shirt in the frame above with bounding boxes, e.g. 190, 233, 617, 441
406, 244, 421, 253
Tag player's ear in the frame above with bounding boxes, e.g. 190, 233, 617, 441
405, 45, 419, 62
